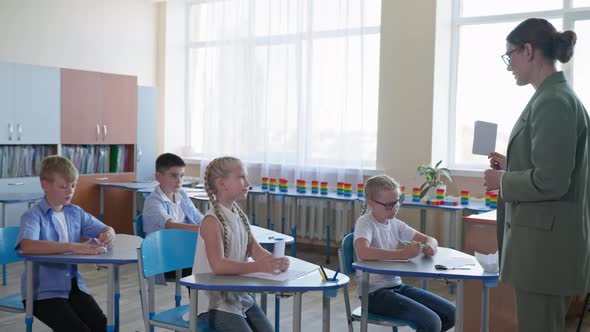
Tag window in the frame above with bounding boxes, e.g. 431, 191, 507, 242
436, 1, 590, 171
184, 0, 381, 171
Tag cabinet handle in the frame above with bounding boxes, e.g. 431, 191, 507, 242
8, 123, 12, 141
96, 124, 100, 142
137, 147, 142, 162
17, 123, 22, 141
103, 124, 107, 142
8, 182, 25, 186
95, 177, 109, 181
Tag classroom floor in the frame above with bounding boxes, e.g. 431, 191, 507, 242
1, 244, 587, 331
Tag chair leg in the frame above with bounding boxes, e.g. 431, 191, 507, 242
577, 293, 590, 332
392, 327, 398, 332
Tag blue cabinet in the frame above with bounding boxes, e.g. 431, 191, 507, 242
136, 86, 157, 182
0, 63, 60, 144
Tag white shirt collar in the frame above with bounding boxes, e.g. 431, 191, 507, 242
157, 185, 182, 205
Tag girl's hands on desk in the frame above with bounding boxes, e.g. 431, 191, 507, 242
257, 255, 290, 274
400, 241, 422, 259
422, 243, 436, 257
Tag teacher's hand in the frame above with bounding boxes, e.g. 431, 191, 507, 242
488, 152, 507, 170
483, 169, 504, 191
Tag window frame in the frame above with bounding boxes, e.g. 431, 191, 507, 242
441, 0, 590, 174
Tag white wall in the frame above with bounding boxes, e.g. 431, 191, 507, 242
0, 0, 159, 86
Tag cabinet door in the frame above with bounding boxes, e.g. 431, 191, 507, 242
101, 73, 137, 144
61, 69, 103, 144
71, 173, 136, 235
14, 64, 61, 144
0, 177, 43, 227
136, 86, 157, 182
0, 63, 16, 144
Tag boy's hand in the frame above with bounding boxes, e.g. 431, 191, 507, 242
422, 243, 436, 257
71, 241, 107, 255
97, 228, 115, 247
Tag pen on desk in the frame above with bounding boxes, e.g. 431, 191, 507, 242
319, 266, 328, 281
317, 267, 327, 281
401, 241, 426, 249
332, 267, 340, 281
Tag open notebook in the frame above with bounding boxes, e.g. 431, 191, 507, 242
240, 257, 318, 282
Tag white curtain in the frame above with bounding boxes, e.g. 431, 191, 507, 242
187, 0, 381, 187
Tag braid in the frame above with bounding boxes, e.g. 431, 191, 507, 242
233, 202, 253, 256
204, 156, 245, 258
204, 159, 230, 258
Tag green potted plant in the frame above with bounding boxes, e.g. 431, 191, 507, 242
415, 160, 452, 199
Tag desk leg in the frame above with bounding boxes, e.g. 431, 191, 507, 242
281, 196, 287, 234
481, 283, 491, 332
455, 279, 465, 332
322, 291, 330, 332
261, 293, 268, 314
326, 201, 331, 264
100, 186, 105, 221
275, 295, 281, 332
267, 194, 273, 230
450, 210, 462, 250
293, 293, 302, 332
114, 265, 120, 332
361, 271, 369, 332
350, 201, 355, 233
25, 260, 34, 332
189, 287, 198, 332
2, 204, 6, 286
107, 265, 115, 332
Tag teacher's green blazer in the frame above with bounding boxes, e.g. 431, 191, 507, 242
498, 71, 590, 295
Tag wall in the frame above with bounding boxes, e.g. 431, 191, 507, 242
0, 0, 159, 86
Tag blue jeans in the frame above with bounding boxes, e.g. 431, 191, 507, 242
198, 303, 273, 332
367, 284, 456, 332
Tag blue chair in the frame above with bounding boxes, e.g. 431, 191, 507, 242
137, 229, 214, 331
0, 227, 29, 331
339, 233, 416, 332
133, 214, 145, 238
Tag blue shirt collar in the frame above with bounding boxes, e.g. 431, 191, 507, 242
37, 197, 72, 215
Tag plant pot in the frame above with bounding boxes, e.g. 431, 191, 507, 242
428, 184, 446, 199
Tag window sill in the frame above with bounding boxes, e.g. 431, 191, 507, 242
449, 168, 484, 178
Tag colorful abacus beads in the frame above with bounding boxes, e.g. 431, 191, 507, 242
337, 182, 344, 195
343, 183, 352, 197
485, 191, 491, 206
460, 190, 470, 205
489, 192, 498, 209
443, 200, 459, 206
436, 188, 445, 200
311, 180, 319, 194
412, 187, 421, 202
400, 186, 406, 200
279, 178, 289, 193
269, 178, 277, 191
261, 177, 269, 190
320, 182, 329, 195
296, 179, 307, 193
357, 183, 365, 197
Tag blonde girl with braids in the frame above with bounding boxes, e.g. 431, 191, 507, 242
354, 175, 456, 332
193, 156, 289, 332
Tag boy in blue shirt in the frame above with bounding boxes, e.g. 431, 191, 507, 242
16, 155, 115, 332
142, 153, 204, 280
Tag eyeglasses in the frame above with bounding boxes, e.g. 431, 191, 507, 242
372, 196, 404, 210
501, 47, 521, 66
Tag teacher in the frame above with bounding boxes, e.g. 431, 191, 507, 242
483, 18, 590, 332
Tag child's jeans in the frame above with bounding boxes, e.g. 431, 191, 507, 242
367, 283, 456, 332
198, 302, 274, 332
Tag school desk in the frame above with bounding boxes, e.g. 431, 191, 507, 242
20, 234, 143, 332
0, 192, 43, 286
180, 256, 349, 332
353, 247, 499, 332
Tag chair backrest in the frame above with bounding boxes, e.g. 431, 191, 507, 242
134, 214, 145, 238
0, 227, 22, 265
341, 233, 355, 275
139, 229, 197, 278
